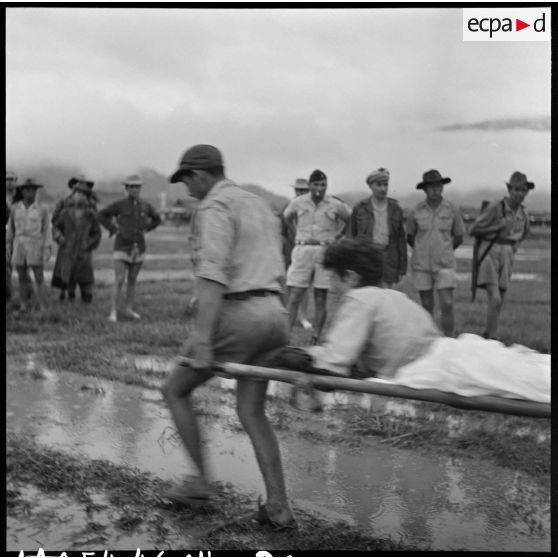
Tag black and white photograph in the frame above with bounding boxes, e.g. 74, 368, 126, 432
5, 5, 551, 554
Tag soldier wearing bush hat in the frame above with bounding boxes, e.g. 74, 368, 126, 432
469, 171, 534, 340
406, 169, 464, 337
6, 178, 52, 312
98, 172, 161, 322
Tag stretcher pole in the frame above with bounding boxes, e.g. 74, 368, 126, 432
176, 358, 550, 419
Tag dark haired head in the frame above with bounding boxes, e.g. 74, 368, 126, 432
323, 239, 385, 286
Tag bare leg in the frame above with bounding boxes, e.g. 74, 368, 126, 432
485, 284, 504, 339
286, 286, 308, 334
298, 288, 312, 329
419, 289, 435, 316
110, 261, 127, 320
162, 362, 213, 480
124, 262, 142, 317
236, 378, 293, 523
438, 287, 455, 337
312, 288, 328, 342
16, 265, 31, 311
30, 266, 46, 311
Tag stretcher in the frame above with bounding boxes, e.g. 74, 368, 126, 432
177, 357, 550, 419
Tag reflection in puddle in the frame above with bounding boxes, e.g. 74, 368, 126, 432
6, 368, 550, 552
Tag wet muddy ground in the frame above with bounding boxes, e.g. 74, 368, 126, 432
6, 361, 550, 552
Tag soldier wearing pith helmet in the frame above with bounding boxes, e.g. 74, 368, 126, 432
97, 173, 162, 322
469, 171, 534, 340
406, 169, 465, 337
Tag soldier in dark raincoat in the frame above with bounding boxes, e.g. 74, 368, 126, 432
51, 181, 102, 303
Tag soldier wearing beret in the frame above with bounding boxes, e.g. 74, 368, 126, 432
282, 169, 351, 344
350, 168, 407, 287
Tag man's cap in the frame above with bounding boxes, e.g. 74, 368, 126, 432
309, 169, 327, 183
17, 178, 44, 190
416, 169, 451, 190
68, 174, 95, 189
6, 170, 17, 181
506, 171, 534, 190
169, 145, 224, 183
291, 178, 309, 190
366, 168, 390, 185
123, 174, 143, 187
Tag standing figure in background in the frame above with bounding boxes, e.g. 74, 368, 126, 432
406, 169, 464, 337
6, 179, 52, 312
468, 171, 533, 340
6, 170, 18, 302
98, 174, 161, 322
282, 169, 351, 344
350, 168, 407, 287
281, 178, 312, 330
52, 174, 98, 301
51, 181, 102, 304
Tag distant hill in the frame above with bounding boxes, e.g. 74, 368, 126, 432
16, 163, 550, 213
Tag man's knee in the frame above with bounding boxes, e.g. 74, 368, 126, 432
161, 363, 204, 401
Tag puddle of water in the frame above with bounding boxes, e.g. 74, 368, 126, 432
6, 367, 550, 552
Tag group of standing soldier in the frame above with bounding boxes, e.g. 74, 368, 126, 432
5, 170, 161, 320
280, 165, 533, 341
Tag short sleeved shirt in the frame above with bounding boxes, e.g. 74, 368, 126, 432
282, 193, 351, 243
407, 199, 465, 271
190, 179, 285, 294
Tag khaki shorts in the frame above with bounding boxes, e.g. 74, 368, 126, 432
182, 294, 289, 366
477, 243, 515, 291
412, 268, 456, 291
286, 244, 333, 290
113, 250, 144, 264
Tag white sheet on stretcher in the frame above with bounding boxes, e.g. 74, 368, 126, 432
389, 333, 550, 404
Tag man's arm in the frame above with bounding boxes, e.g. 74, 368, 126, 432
307, 294, 371, 376
406, 210, 416, 248
397, 206, 407, 277
188, 277, 226, 370
468, 202, 505, 237
146, 203, 162, 232
97, 201, 120, 236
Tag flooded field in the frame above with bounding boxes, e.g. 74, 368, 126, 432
6, 365, 550, 552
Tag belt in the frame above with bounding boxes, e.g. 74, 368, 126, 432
223, 289, 280, 301
493, 238, 517, 246
295, 240, 330, 246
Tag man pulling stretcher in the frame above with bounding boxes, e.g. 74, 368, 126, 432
196, 239, 549, 418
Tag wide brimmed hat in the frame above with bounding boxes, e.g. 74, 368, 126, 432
291, 178, 309, 190
17, 178, 44, 190
416, 169, 451, 190
123, 174, 143, 187
169, 145, 224, 183
506, 171, 534, 190
68, 174, 94, 189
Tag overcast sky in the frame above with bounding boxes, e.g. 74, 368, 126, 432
6, 7, 551, 199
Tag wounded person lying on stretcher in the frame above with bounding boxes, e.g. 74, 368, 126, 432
272, 239, 549, 404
